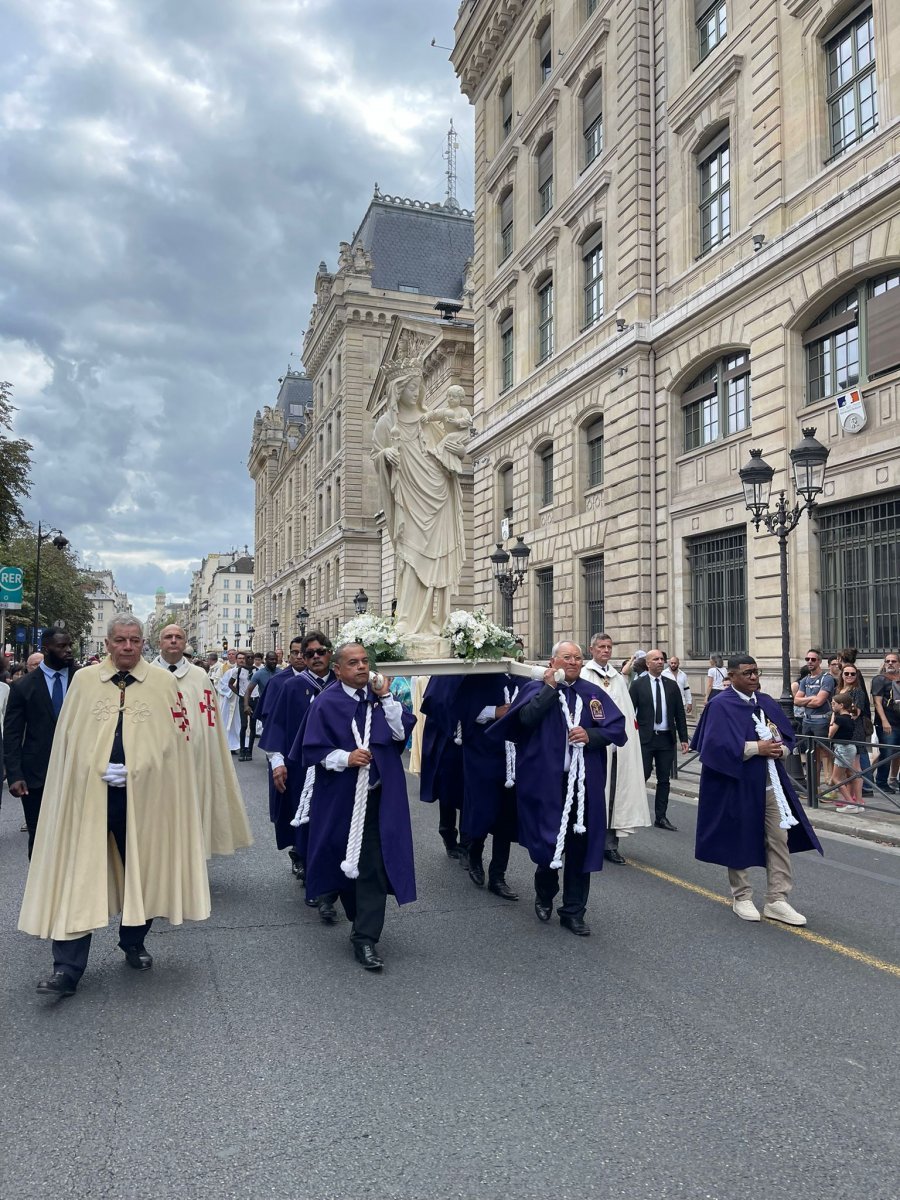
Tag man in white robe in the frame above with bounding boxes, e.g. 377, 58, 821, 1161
154, 624, 252, 857
581, 631, 651, 863
218, 652, 249, 753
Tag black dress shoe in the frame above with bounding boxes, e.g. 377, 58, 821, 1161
655, 816, 678, 831
559, 914, 591, 936
487, 877, 519, 900
442, 839, 460, 859
123, 945, 153, 971
36, 971, 77, 997
468, 858, 485, 887
304, 896, 320, 908
288, 851, 305, 881
604, 846, 627, 864
318, 900, 337, 924
353, 943, 383, 971
534, 897, 552, 922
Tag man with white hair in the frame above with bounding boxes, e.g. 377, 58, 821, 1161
19, 614, 210, 998
153, 624, 252, 857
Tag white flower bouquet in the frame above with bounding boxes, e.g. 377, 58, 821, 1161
441, 609, 518, 662
336, 613, 407, 663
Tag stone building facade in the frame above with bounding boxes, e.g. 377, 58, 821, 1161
249, 190, 474, 647
81, 570, 131, 657
453, 0, 900, 684
186, 551, 254, 654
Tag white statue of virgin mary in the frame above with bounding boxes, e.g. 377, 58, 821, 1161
371, 367, 466, 640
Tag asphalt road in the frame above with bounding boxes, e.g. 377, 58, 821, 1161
2, 757, 899, 1200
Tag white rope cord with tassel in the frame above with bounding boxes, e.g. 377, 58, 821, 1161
503, 684, 518, 788
340, 704, 374, 879
289, 767, 316, 828
550, 689, 587, 868
454, 720, 463, 746
750, 708, 798, 830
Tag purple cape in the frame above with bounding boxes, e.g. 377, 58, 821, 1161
456, 674, 520, 841
301, 685, 417, 904
489, 679, 626, 870
419, 675, 465, 806
691, 687, 823, 868
258, 670, 335, 849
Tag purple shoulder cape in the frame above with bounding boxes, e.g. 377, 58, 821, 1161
690, 687, 822, 868
301, 686, 417, 904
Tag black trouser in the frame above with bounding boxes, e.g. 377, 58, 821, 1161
51, 787, 153, 983
21, 784, 44, 860
339, 787, 390, 947
239, 707, 250, 755
534, 797, 591, 919
606, 755, 619, 850
467, 834, 511, 879
438, 799, 469, 853
642, 732, 676, 820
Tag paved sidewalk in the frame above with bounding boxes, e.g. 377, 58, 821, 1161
669, 753, 900, 848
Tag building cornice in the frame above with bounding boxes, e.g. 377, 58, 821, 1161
558, 168, 612, 228
668, 53, 745, 136
561, 17, 611, 87
452, 0, 527, 101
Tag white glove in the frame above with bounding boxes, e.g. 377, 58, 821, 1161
102, 762, 128, 787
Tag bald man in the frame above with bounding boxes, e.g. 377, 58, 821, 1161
153, 625, 252, 857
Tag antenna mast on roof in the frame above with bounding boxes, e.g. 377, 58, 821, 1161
444, 119, 460, 210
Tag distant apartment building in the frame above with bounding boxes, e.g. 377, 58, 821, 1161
187, 551, 254, 653
82, 570, 131, 657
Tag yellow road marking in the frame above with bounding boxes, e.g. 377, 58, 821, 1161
628, 860, 900, 980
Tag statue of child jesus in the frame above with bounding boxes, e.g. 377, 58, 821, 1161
420, 384, 471, 472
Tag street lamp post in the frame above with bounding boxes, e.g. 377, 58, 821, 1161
270, 619, 279, 650
739, 426, 830, 718
247, 624, 255, 649
489, 534, 531, 626
353, 589, 368, 615
33, 521, 69, 652
297, 606, 309, 638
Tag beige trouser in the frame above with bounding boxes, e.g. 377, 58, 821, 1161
727, 788, 793, 904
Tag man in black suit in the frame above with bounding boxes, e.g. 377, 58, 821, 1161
3, 628, 77, 857
630, 648, 689, 831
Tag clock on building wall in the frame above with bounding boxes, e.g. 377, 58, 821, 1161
835, 388, 867, 434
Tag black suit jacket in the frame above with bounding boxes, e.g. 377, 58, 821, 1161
629, 673, 688, 747
3, 664, 78, 789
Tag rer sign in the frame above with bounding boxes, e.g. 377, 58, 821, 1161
0, 565, 24, 611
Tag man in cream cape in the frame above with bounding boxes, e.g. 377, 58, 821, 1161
19, 615, 210, 997
581, 632, 651, 863
154, 623, 252, 858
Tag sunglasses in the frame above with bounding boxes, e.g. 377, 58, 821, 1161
804, 656, 820, 662
842, 670, 858, 676
304, 648, 328, 658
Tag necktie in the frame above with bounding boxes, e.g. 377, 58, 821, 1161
654, 678, 663, 725
51, 671, 64, 718
110, 672, 135, 763
168, 664, 177, 672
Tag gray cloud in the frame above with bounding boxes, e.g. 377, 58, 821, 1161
0, 0, 472, 617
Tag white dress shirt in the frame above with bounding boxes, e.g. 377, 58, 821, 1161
323, 683, 405, 771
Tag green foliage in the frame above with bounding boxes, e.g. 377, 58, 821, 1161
0, 382, 34, 543
1, 527, 92, 649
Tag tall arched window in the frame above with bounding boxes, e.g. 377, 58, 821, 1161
498, 187, 513, 263
581, 73, 602, 166
536, 135, 554, 219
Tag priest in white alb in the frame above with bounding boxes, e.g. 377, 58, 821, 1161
217, 651, 249, 754
581, 631, 651, 864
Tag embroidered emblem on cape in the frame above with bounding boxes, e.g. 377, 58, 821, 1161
170, 702, 190, 738
199, 689, 217, 727
92, 699, 115, 721
589, 698, 605, 721
129, 702, 152, 724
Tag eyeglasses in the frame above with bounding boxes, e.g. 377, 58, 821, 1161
304, 648, 328, 658
738, 668, 760, 677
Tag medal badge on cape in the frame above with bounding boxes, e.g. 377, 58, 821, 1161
589, 697, 605, 721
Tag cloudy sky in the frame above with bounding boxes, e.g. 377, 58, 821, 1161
0, 0, 473, 619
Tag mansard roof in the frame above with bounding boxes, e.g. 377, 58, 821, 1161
353, 192, 474, 301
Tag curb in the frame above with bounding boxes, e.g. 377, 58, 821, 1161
669, 780, 900, 849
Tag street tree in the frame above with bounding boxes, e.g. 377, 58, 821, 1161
0, 527, 92, 651
0, 382, 34, 543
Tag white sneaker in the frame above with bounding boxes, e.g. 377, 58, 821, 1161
732, 898, 761, 922
763, 900, 807, 926
835, 804, 860, 813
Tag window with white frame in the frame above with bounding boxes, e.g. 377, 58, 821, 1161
537, 137, 553, 219
499, 189, 513, 263
539, 442, 554, 507
698, 130, 730, 255
537, 276, 554, 363
682, 352, 750, 451
500, 80, 513, 141
537, 19, 552, 85
582, 75, 603, 167
586, 417, 604, 488
582, 229, 603, 328
826, 7, 877, 159
804, 271, 900, 404
696, 1, 726, 62
500, 311, 514, 392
